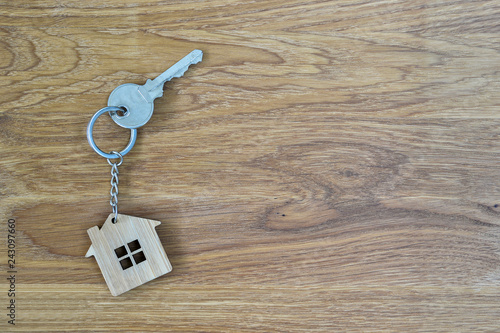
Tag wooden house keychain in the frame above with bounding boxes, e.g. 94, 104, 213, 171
85, 50, 203, 296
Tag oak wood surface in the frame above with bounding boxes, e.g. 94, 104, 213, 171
1, 0, 500, 331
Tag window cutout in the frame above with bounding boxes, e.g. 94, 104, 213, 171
114, 245, 127, 258
133, 251, 146, 264
127, 239, 141, 252
119, 257, 133, 270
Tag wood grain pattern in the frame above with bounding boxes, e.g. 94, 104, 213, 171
1, 0, 500, 331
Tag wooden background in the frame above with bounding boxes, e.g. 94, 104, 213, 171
1, 0, 500, 331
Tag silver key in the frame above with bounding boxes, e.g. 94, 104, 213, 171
108, 49, 203, 129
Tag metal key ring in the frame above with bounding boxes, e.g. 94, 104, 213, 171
87, 106, 137, 159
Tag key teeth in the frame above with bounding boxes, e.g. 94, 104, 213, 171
146, 49, 203, 101
173, 68, 189, 79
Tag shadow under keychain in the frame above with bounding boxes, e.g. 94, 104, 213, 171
85, 50, 203, 296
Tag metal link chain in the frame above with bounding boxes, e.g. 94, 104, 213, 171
107, 151, 123, 224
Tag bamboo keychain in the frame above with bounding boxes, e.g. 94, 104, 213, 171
85, 50, 203, 296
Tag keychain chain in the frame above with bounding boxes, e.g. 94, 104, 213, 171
107, 151, 123, 224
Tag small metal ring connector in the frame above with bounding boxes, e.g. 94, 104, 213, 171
107, 150, 124, 167
87, 106, 137, 159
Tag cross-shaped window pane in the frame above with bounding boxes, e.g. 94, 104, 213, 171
114, 240, 147, 270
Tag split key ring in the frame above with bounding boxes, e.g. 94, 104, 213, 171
87, 106, 137, 159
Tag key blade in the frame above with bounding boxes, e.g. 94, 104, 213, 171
147, 49, 203, 92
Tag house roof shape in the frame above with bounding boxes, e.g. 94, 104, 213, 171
86, 213, 172, 296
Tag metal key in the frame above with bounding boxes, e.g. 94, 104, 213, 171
108, 49, 203, 129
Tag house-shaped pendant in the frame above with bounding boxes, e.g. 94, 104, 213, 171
86, 213, 172, 296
